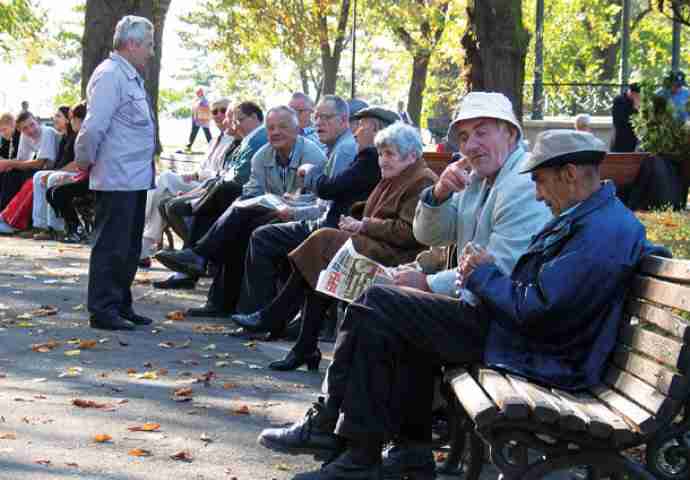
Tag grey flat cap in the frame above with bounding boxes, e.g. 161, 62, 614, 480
351, 106, 400, 126
520, 129, 607, 174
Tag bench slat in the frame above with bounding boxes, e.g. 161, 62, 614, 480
600, 152, 647, 186
477, 369, 529, 420
619, 324, 689, 373
612, 347, 689, 399
552, 389, 612, 439
506, 375, 560, 424
603, 367, 665, 414
563, 392, 637, 446
446, 368, 498, 428
631, 275, 690, 313
591, 385, 656, 434
638, 255, 690, 283
627, 299, 690, 342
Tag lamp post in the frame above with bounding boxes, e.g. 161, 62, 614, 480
620, 0, 631, 93
351, 0, 357, 99
531, 0, 544, 120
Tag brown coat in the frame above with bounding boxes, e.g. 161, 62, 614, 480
289, 158, 437, 287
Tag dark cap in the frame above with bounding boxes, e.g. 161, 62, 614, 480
347, 98, 369, 119
665, 70, 687, 87
351, 106, 400, 127
520, 130, 607, 174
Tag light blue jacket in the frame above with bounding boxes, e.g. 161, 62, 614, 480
75, 52, 156, 191
413, 146, 552, 296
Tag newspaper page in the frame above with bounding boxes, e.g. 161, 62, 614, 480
232, 192, 316, 211
316, 239, 395, 303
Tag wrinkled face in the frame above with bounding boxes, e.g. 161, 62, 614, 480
455, 117, 515, 180
53, 110, 68, 133
0, 120, 15, 140
222, 108, 236, 135
266, 110, 298, 152
233, 107, 258, 138
354, 117, 377, 150
17, 117, 40, 140
532, 166, 571, 216
377, 144, 417, 179
315, 100, 347, 146
288, 97, 313, 130
211, 104, 227, 129
128, 30, 155, 68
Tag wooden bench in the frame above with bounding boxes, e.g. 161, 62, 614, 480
443, 254, 690, 479
422, 151, 649, 188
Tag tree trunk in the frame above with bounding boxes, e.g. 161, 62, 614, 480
318, 0, 350, 95
81, 0, 171, 152
407, 53, 431, 127
462, 0, 530, 120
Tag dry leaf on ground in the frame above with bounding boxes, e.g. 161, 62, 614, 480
72, 399, 112, 409
170, 450, 193, 462
166, 310, 185, 321
30, 306, 59, 318
78, 339, 98, 349
223, 383, 238, 390
65, 462, 79, 468
0, 433, 17, 440
173, 387, 193, 397
231, 405, 250, 415
64, 349, 81, 357
128, 448, 152, 457
35, 459, 52, 465
93, 434, 112, 443
158, 341, 175, 349
133, 371, 158, 380
31, 340, 60, 353
127, 423, 160, 432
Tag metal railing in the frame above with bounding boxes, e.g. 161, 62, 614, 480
524, 83, 622, 118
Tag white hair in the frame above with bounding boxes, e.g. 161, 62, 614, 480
113, 15, 154, 50
374, 122, 423, 159
267, 106, 299, 129
574, 113, 592, 131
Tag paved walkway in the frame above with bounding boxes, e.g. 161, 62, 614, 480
0, 235, 499, 479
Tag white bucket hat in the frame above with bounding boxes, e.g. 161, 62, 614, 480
449, 92, 523, 140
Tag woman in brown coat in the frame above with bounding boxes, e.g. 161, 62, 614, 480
232, 123, 437, 371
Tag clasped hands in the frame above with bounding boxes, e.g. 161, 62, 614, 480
455, 242, 494, 291
338, 214, 363, 234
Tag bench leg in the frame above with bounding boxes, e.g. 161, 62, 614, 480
519, 451, 656, 480
645, 419, 690, 480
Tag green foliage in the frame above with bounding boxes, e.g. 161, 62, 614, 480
159, 86, 194, 117
53, 65, 82, 109
0, 0, 44, 61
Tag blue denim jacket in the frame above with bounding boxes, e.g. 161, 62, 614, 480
75, 52, 156, 191
466, 182, 670, 390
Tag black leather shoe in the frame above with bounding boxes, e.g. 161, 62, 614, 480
292, 450, 382, 479
231, 311, 274, 333
258, 397, 339, 455
269, 349, 321, 372
154, 248, 206, 277
382, 441, 435, 479
187, 303, 230, 318
89, 314, 135, 331
119, 310, 153, 326
153, 275, 198, 290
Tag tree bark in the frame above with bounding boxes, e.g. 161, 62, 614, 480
81, 0, 171, 151
318, 0, 350, 95
462, 0, 530, 120
407, 53, 431, 127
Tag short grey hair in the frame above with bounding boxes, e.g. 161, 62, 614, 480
374, 122, 423, 159
321, 95, 349, 120
574, 113, 592, 131
113, 15, 154, 50
290, 92, 314, 109
266, 105, 299, 129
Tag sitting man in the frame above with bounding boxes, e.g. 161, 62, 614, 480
262, 129, 667, 480
153, 101, 266, 289
140, 98, 233, 261
288, 92, 320, 146
155, 105, 328, 316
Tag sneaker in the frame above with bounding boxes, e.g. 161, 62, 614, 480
0, 219, 15, 235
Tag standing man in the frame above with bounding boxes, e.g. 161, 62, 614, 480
610, 81, 640, 152
75, 15, 156, 331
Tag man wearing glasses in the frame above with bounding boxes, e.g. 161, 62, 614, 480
288, 92, 321, 147
140, 98, 234, 263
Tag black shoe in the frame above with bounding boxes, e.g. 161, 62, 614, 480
154, 248, 206, 277
381, 441, 435, 479
119, 310, 153, 326
89, 314, 135, 331
231, 311, 275, 333
285, 313, 302, 341
153, 275, 198, 290
187, 303, 230, 318
292, 449, 382, 479
258, 397, 339, 455
269, 349, 321, 372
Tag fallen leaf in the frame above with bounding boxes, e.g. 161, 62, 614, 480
128, 448, 152, 457
215, 361, 229, 368
72, 304, 85, 311
126, 368, 137, 374
58, 367, 83, 378
200, 432, 212, 443
133, 371, 158, 380
65, 462, 79, 468
93, 434, 112, 443
64, 349, 81, 357
202, 343, 216, 351
173, 387, 193, 397
242, 341, 257, 349
78, 340, 98, 349
72, 399, 111, 409
166, 310, 186, 321
30, 306, 59, 317
127, 423, 160, 432
31, 340, 60, 353
35, 459, 51, 465
0, 433, 16, 440
158, 341, 175, 349
16, 321, 34, 327
231, 405, 250, 415
170, 450, 193, 462
34, 395, 47, 400
223, 383, 238, 390
276, 463, 291, 471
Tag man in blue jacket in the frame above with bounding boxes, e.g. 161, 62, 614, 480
269, 130, 667, 480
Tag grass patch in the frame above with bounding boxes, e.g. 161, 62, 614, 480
636, 208, 690, 259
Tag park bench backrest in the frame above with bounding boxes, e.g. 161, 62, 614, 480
157, 153, 199, 175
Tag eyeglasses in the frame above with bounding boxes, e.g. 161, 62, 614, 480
233, 115, 249, 125
295, 108, 313, 114
212, 108, 227, 115
314, 113, 338, 122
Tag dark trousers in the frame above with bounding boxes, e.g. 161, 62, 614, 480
46, 179, 89, 231
188, 124, 212, 147
0, 169, 36, 211
87, 190, 147, 318
194, 204, 277, 313
325, 285, 488, 442
237, 220, 315, 314
160, 195, 194, 244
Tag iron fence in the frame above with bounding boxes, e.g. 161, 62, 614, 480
523, 83, 623, 118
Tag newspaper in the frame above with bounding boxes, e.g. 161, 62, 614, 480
232, 192, 316, 211
316, 239, 395, 303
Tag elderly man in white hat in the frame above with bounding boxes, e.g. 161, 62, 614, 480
260, 128, 666, 480
394, 91, 551, 302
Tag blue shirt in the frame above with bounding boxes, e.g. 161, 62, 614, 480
75, 52, 156, 191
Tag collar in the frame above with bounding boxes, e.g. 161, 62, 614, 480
110, 52, 143, 82
541, 181, 616, 233
267, 137, 302, 169
326, 129, 352, 158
